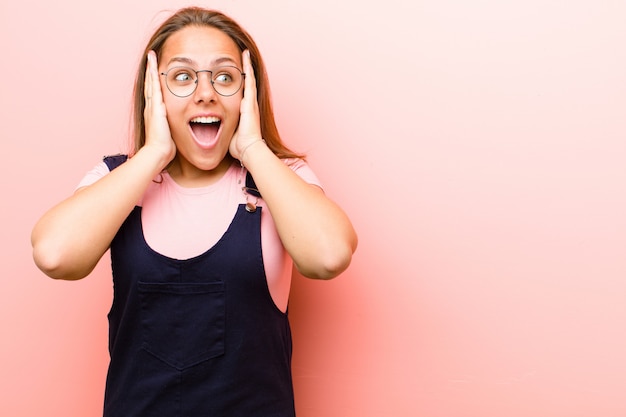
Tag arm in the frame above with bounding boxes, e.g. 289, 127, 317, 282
31, 52, 175, 280
230, 51, 357, 280
247, 148, 357, 280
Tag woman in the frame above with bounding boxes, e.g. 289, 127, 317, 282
31, 7, 357, 416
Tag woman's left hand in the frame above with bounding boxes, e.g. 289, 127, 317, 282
229, 51, 357, 280
230, 50, 264, 162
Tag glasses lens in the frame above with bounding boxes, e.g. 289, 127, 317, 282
211, 66, 243, 96
166, 67, 197, 97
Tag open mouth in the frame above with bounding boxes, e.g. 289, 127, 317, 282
189, 116, 221, 147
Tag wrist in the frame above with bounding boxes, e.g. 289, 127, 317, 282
239, 139, 266, 168
137, 144, 174, 172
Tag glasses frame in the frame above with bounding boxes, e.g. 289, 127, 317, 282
159, 66, 246, 98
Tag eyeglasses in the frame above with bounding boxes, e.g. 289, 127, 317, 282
160, 66, 245, 97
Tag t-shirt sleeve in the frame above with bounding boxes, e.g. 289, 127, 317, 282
286, 158, 323, 189
75, 161, 110, 190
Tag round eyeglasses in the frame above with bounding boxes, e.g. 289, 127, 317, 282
160, 66, 245, 98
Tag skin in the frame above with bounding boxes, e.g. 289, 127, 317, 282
153, 26, 243, 186
31, 25, 357, 287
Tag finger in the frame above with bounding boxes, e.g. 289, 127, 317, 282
147, 51, 161, 104
145, 51, 164, 106
144, 53, 153, 103
242, 50, 257, 98
148, 51, 165, 104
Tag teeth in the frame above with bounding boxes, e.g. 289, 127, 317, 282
190, 116, 220, 124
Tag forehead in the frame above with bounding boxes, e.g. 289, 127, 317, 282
161, 25, 241, 67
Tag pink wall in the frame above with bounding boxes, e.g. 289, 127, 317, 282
2, 1, 625, 416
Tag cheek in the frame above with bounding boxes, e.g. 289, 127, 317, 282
162, 103, 189, 142
225, 96, 242, 121
158, 76, 169, 98
162, 95, 185, 121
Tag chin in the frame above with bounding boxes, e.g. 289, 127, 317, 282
194, 152, 233, 171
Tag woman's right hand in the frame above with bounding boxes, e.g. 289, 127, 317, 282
143, 50, 176, 165
31, 51, 179, 281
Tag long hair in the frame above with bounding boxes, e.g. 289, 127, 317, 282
130, 7, 303, 160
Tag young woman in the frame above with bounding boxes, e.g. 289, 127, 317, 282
31, 7, 357, 416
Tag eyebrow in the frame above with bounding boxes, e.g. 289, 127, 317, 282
167, 56, 240, 67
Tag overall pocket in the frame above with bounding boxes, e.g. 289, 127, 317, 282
138, 281, 225, 370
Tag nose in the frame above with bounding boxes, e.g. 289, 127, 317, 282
193, 70, 217, 102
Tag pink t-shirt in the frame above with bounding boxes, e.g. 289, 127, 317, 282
77, 158, 321, 312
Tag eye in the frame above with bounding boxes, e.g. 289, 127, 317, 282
170, 68, 195, 84
175, 73, 191, 82
213, 70, 235, 85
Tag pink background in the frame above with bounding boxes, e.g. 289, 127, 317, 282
2, 1, 625, 416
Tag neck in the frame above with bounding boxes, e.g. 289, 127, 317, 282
167, 154, 235, 188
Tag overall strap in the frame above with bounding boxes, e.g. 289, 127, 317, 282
245, 170, 262, 198
103, 154, 128, 171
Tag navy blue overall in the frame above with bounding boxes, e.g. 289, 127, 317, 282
102, 156, 295, 417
